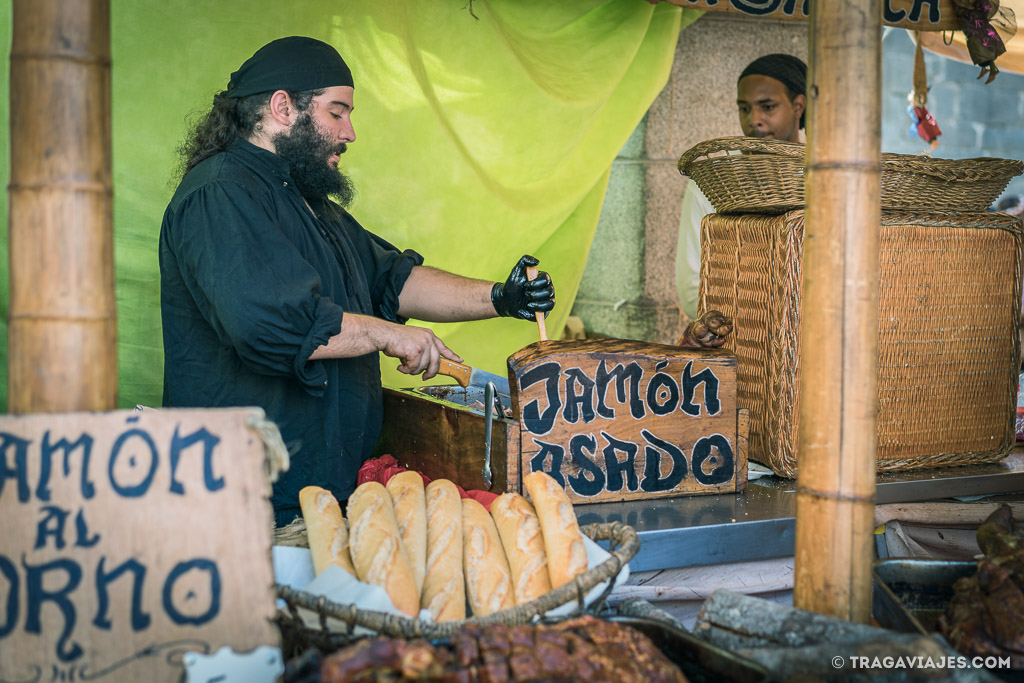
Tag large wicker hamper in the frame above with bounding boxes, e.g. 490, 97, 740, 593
699, 210, 1023, 477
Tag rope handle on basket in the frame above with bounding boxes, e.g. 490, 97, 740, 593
275, 521, 639, 640
678, 136, 805, 176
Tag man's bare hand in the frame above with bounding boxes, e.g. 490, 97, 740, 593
678, 310, 734, 349
382, 324, 462, 379
308, 313, 462, 380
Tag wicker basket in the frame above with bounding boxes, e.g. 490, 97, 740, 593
699, 209, 1024, 477
678, 136, 1024, 214
273, 521, 638, 648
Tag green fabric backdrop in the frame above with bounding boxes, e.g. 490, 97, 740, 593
0, 1, 698, 412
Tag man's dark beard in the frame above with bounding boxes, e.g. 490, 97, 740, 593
272, 113, 356, 206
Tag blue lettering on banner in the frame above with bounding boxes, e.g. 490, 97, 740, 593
884, 0, 941, 23
602, 432, 639, 492
646, 362, 680, 416
562, 368, 596, 425
520, 356, 734, 497
692, 434, 736, 486
108, 430, 159, 498
519, 363, 562, 436
730, 0, 805, 17
567, 434, 604, 496
525, 360, 721, 426
528, 430, 737, 498
0, 432, 32, 503
0, 555, 18, 638
35, 506, 72, 550
0, 417, 231, 664
38, 432, 95, 502
681, 360, 721, 417
93, 557, 150, 631
169, 426, 225, 495
528, 440, 566, 487
74, 510, 100, 548
23, 556, 84, 662
640, 430, 688, 492
0, 551, 223, 662
162, 559, 221, 626
681, 0, 943, 24
595, 360, 646, 420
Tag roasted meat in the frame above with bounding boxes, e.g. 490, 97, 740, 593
938, 505, 1024, 667
319, 615, 688, 682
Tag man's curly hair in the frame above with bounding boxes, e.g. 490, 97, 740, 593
175, 87, 320, 178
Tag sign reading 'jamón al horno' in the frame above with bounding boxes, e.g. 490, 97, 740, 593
0, 408, 279, 683
508, 340, 743, 504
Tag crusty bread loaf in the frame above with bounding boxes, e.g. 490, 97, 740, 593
346, 481, 420, 617
490, 492, 552, 604
422, 479, 465, 621
385, 471, 427, 595
523, 471, 588, 589
299, 486, 356, 577
462, 498, 515, 616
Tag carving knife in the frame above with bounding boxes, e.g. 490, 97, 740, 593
437, 359, 511, 397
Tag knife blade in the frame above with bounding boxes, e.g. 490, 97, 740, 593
437, 359, 511, 396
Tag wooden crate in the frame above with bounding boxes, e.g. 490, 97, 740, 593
699, 209, 1024, 477
378, 339, 748, 504
378, 385, 519, 493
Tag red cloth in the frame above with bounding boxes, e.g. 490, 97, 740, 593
357, 455, 499, 511
913, 105, 942, 143
356, 454, 429, 487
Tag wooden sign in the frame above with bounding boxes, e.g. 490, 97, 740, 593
0, 408, 280, 683
509, 340, 743, 504
660, 0, 961, 31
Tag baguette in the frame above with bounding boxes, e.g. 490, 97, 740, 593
490, 492, 552, 604
462, 498, 515, 616
523, 471, 588, 589
422, 479, 465, 621
299, 486, 356, 577
385, 471, 427, 595
346, 481, 420, 617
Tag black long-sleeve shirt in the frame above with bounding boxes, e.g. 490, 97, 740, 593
159, 137, 422, 520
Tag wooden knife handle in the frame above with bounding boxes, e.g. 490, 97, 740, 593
437, 359, 471, 388
526, 265, 549, 341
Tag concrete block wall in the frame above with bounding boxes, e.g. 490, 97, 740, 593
572, 14, 1024, 343
881, 29, 1024, 202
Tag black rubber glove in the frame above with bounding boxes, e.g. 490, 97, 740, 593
491, 254, 555, 320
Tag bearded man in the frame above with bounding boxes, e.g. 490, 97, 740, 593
159, 37, 554, 525
675, 53, 806, 320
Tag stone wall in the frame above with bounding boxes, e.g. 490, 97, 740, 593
571, 13, 807, 343
571, 13, 1024, 343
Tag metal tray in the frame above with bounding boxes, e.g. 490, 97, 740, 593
606, 615, 770, 683
872, 558, 976, 635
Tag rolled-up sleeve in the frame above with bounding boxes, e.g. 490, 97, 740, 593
165, 181, 343, 393
339, 214, 423, 323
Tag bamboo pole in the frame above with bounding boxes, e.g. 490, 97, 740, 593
793, 0, 881, 622
8, 0, 117, 412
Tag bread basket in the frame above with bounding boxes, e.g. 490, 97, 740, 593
678, 136, 1023, 214
273, 521, 638, 651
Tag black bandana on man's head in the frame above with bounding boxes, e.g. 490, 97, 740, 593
739, 53, 807, 128
227, 36, 354, 99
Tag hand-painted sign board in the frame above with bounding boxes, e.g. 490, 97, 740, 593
0, 408, 279, 683
509, 340, 746, 504
660, 0, 961, 31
